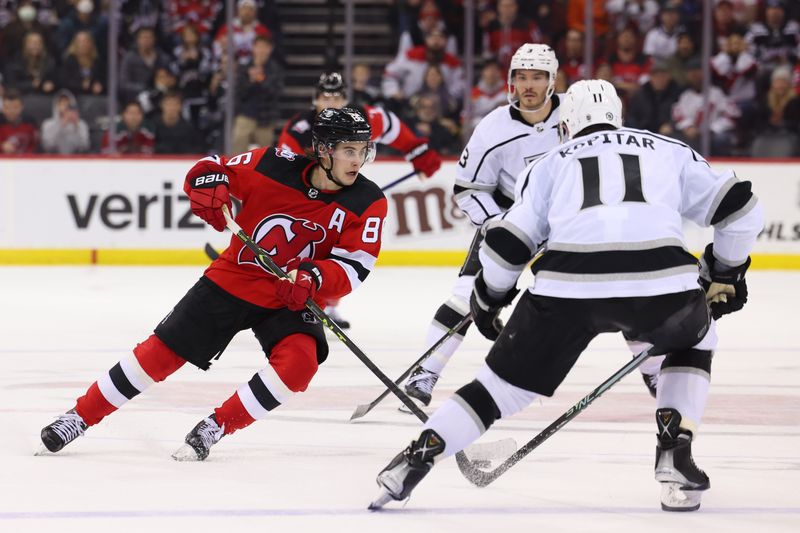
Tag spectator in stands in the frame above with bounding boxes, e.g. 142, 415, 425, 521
40, 89, 90, 154
350, 63, 380, 108
595, 62, 614, 84
0, 89, 39, 154
0, 89, 38, 153
482, 0, 544, 69
119, 26, 171, 104
409, 93, 461, 155
746, 0, 799, 80
171, 23, 214, 129
566, 0, 610, 51
382, 27, 464, 108
232, 34, 283, 153
712, 0, 746, 53
59, 30, 106, 95
154, 90, 202, 154
119, 0, 161, 49
468, 59, 507, 130
725, 0, 760, 27
0, 2, 56, 62
607, 27, 651, 102
3, 30, 57, 95
202, 48, 230, 152
643, 5, 683, 61
626, 59, 681, 135
560, 29, 588, 84
414, 64, 460, 120
102, 100, 155, 154
783, 86, 800, 135
665, 31, 698, 88
711, 29, 758, 107
56, 0, 108, 61
164, 0, 221, 46
672, 57, 740, 156
138, 66, 179, 119
754, 65, 797, 133
213, 0, 271, 66
395, 0, 458, 61
606, 0, 660, 35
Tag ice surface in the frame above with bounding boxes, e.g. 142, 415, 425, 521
1, 266, 798, 532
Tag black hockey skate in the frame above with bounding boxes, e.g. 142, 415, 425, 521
171, 413, 225, 461
399, 367, 439, 413
39, 409, 88, 453
654, 408, 710, 511
369, 429, 445, 510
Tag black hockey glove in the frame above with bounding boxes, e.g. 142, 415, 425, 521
699, 243, 751, 320
469, 271, 519, 341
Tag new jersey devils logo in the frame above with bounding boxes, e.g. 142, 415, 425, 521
238, 215, 326, 271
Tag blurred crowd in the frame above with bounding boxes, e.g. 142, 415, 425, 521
1, 0, 799, 157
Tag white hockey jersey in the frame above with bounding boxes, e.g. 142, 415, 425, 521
479, 127, 764, 299
454, 96, 563, 226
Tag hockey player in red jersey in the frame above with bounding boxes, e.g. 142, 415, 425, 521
39, 107, 388, 461
279, 71, 440, 328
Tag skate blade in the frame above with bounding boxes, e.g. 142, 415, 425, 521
660, 482, 703, 512
34, 443, 53, 456
397, 398, 428, 415
171, 444, 201, 462
367, 488, 396, 511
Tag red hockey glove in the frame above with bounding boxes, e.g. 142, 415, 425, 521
406, 141, 442, 178
276, 259, 323, 311
183, 156, 232, 232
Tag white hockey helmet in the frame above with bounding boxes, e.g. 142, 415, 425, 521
558, 79, 623, 141
507, 43, 559, 108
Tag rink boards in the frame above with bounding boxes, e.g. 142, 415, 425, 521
0, 157, 797, 268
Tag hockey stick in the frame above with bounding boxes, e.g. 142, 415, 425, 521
381, 170, 418, 192
349, 314, 473, 421
455, 345, 657, 487
220, 205, 430, 419
204, 242, 220, 260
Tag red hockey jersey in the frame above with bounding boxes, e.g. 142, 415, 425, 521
202, 146, 387, 309
278, 104, 424, 158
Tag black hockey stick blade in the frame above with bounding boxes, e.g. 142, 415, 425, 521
381, 170, 418, 192
220, 206, 430, 421
204, 242, 220, 260
349, 314, 472, 421
456, 345, 656, 487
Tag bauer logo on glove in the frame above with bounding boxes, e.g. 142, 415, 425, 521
192, 174, 230, 188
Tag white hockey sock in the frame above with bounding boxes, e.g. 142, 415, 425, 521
423, 396, 484, 460
421, 324, 465, 375
657, 369, 710, 433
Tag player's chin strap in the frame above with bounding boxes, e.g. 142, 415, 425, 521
318, 156, 348, 189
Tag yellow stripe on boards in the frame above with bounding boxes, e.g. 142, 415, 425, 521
0, 249, 799, 269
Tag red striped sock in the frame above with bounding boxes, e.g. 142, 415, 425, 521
214, 392, 256, 435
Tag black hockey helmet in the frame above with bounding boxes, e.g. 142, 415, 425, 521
312, 107, 372, 149
312, 107, 376, 175
316, 72, 346, 97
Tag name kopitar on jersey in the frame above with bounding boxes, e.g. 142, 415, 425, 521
559, 131, 656, 158
238, 214, 327, 271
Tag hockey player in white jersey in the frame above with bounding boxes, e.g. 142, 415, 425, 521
371, 79, 763, 511
401, 43, 562, 408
